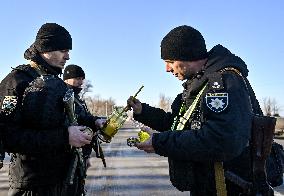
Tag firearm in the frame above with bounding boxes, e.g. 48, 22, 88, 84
91, 132, 106, 167
225, 115, 276, 195
251, 115, 275, 195
63, 89, 93, 190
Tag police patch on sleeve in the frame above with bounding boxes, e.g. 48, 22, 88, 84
1, 96, 18, 115
205, 93, 228, 113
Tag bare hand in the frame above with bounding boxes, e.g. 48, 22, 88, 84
127, 96, 142, 114
140, 126, 158, 135
95, 118, 107, 129
68, 126, 92, 147
135, 135, 155, 153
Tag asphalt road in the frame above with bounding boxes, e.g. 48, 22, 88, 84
0, 129, 283, 196
85, 128, 187, 196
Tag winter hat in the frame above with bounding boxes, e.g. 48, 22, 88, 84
63, 64, 85, 80
161, 25, 208, 61
33, 23, 72, 53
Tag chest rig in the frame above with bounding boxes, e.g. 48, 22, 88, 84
171, 69, 233, 196
171, 84, 207, 131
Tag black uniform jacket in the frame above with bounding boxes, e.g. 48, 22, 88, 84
72, 90, 99, 158
73, 93, 99, 132
0, 64, 70, 188
134, 45, 262, 194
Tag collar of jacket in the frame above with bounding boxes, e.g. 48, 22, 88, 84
182, 44, 250, 98
29, 60, 62, 76
66, 84, 82, 95
204, 44, 249, 77
29, 61, 47, 75
182, 69, 207, 97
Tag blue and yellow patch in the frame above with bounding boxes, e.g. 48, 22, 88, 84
205, 93, 228, 113
1, 96, 18, 115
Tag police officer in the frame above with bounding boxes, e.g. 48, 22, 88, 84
63, 64, 106, 195
63, 64, 105, 139
0, 23, 93, 196
127, 25, 266, 196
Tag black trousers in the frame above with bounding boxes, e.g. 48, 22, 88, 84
8, 184, 65, 196
8, 178, 82, 196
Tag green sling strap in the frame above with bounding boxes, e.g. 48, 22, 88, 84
176, 84, 207, 130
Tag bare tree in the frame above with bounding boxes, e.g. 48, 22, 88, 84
262, 97, 281, 117
104, 98, 116, 116
85, 95, 101, 115
84, 95, 116, 116
271, 99, 280, 117
158, 93, 172, 112
80, 79, 93, 99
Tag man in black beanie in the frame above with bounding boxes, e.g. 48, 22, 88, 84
63, 64, 107, 195
127, 25, 277, 195
64, 64, 85, 81
0, 23, 93, 196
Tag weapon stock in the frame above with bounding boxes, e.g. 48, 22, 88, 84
224, 115, 276, 195
251, 115, 276, 195
92, 134, 106, 167
225, 171, 253, 195
99, 144, 106, 167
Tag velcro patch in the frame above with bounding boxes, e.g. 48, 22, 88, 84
205, 93, 228, 113
207, 72, 224, 90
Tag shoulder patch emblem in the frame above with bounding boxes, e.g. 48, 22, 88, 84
1, 96, 18, 115
205, 93, 228, 113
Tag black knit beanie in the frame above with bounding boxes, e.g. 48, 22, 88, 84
63, 64, 85, 80
33, 23, 72, 53
161, 25, 208, 61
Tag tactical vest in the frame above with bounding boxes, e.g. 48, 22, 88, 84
0, 64, 71, 184
21, 74, 68, 129
168, 84, 210, 192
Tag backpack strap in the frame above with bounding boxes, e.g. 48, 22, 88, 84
221, 67, 276, 195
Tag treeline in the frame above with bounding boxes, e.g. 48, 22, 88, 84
262, 97, 282, 117
84, 95, 116, 116
83, 94, 282, 118
83, 93, 173, 117
82, 80, 282, 117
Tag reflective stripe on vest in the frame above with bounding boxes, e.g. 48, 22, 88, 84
176, 84, 207, 131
